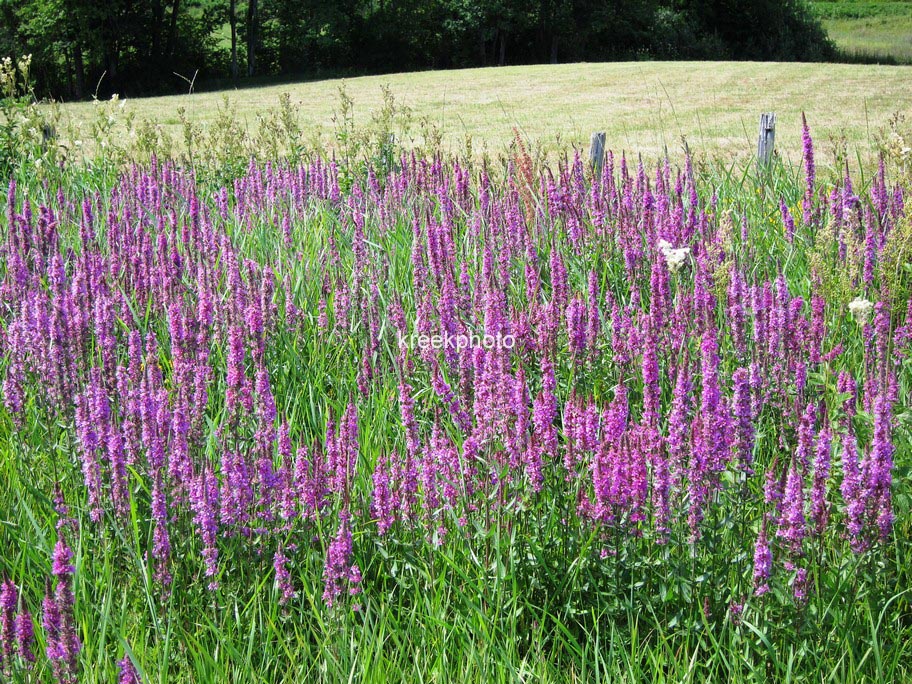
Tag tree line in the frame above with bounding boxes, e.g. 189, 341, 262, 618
0, 0, 834, 99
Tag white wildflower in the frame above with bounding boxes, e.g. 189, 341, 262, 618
848, 297, 874, 325
657, 239, 690, 273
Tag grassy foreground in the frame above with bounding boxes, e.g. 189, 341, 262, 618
49, 62, 912, 163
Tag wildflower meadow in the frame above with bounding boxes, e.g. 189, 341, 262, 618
0, 89, 911, 682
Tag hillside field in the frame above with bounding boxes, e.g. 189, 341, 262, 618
51, 61, 912, 165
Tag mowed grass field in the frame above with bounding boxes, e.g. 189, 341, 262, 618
52, 61, 912, 165
813, 1, 912, 63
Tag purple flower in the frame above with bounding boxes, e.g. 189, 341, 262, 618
793, 566, 809, 602
118, 655, 141, 684
780, 199, 796, 243
371, 452, 396, 534
810, 427, 831, 536
323, 511, 359, 608
15, 611, 35, 665
566, 297, 587, 357
752, 522, 772, 596
274, 546, 296, 606
801, 113, 816, 225
190, 468, 220, 590
533, 356, 558, 460
732, 367, 754, 473
52, 537, 75, 578
150, 473, 172, 591
777, 461, 806, 555
840, 430, 867, 552
46, 535, 80, 684
641, 326, 660, 430
869, 392, 895, 541
1, 579, 17, 667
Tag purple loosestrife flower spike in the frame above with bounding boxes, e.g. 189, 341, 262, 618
641, 325, 660, 430
777, 461, 806, 555
760, 454, 782, 516
42, 582, 62, 671
699, 327, 729, 474
779, 199, 795, 244
274, 545, 296, 606
840, 430, 867, 552
371, 453, 396, 535
752, 523, 772, 596
666, 363, 691, 478
796, 403, 816, 472
150, 472, 172, 591
0, 579, 16, 668
533, 356, 559, 462
810, 427, 831, 536
49, 535, 80, 684
732, 368, 754, 473
566, 297, 587, 357
118, 655, 141, 684
870, 392, 895, 540
323, 511, 360, 608
190, 468, 220, 590
398, 376, 421, 459
801, 113, 815, 225
15, 611, 35, 665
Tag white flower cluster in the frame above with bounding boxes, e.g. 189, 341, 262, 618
1, 54, 31, 98
657, 239, 690, 273
848, 297, 874, 325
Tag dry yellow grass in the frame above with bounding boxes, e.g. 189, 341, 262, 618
52, 61, 912, 165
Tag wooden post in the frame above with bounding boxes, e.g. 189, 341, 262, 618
589, 131, 606, 174
757, 113, 776, 170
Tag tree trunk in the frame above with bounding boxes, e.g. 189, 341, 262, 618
73, 44, 85, 98
166, 0, 181, 59
498, 32, 506, 66
246, 0, 258, 77
151, 0, 164, 60
229, 0, 238, 79
550, 34, 558, 64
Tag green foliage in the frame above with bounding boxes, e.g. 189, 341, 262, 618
0, 53, 65, 179
810, 0, 912, 63
1, 0, 838, 100
811, 1, 912, 20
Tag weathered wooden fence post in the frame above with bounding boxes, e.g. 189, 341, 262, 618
590, 131, 606, 174
757, 113, 776, 171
